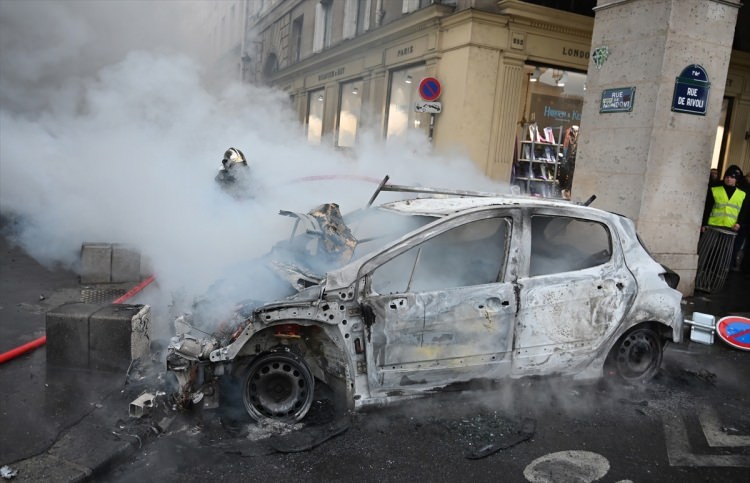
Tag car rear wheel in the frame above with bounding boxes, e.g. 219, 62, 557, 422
606, 327, 663, 383
243, 350, 314, 422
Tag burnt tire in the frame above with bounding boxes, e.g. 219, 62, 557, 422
606, 327, 663, 383
243, 350, 314, 422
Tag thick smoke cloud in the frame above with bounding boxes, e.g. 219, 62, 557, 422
0, 0, 506, 317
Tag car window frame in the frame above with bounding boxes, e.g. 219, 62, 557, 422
523, 208, 615, 278
355, 207, 519, 297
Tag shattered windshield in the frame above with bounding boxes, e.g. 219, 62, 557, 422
277, 203, 436, 275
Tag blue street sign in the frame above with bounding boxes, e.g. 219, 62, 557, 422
671, 64, 710, 115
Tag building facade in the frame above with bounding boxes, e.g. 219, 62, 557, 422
242, 0, 748, 189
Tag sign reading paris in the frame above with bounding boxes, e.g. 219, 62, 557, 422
671, 64, 710, 116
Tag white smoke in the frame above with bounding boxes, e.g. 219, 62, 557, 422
0, 0, 506, 319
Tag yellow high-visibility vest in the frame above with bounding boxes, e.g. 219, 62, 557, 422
708, 186, 746, 227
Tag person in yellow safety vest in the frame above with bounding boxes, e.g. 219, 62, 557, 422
702, 165, 747, 232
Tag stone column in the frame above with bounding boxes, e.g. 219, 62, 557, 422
572, 0, 741, 294
489, 54, 525, 181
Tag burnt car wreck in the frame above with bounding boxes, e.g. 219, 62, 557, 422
166, 179, 684, 423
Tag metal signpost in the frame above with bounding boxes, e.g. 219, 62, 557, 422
417, 77, 442, 141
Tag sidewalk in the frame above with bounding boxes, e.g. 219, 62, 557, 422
684, 269, 750, 319
1, 232, 749, 481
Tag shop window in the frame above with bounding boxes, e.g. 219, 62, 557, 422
386, 65, 429, 139
307, 89, 325, 145
337, 80, 363, 148
516, 65, 586, 198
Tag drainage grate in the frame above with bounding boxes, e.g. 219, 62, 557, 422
80, 288, 127, 304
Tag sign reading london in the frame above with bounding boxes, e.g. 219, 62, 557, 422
671, 64, 710, 115
600, 87, 635, 113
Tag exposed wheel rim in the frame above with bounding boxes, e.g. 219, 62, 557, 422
613, 328, 662, 382
243, 352, 314, 422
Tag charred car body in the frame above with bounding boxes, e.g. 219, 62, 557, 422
167, 182, 683, 422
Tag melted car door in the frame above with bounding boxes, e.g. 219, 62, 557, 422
513, 212, 637, 375
360, 212, 518, 393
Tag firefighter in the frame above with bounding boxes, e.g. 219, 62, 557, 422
215, 147, 253, 199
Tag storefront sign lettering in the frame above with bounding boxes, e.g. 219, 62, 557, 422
318, 67, 345, 81
543, 105, 581, 122
530, 94, 583, 135
600, 87, 635, 113
397, 45, 414, 57
561, 47, 590, 60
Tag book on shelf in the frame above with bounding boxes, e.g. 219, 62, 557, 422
543, 127, 556, 144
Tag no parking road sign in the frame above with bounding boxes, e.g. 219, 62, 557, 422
418, 77, 442, 101
717, 315, 750, 351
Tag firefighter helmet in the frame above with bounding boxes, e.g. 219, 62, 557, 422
222, 147, 247, 168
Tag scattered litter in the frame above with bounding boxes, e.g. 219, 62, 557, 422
1, 466, 17, 480
269, 416, 351, 453
722, 426, 741, 435
38, 294, 45, 301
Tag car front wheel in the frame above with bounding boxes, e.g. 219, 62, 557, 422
243, 349, 315, 422
606, 327, 663, 383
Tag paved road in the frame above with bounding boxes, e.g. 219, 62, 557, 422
102, 338, 749, 482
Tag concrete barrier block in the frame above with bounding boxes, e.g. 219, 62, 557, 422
80, 243, 112, 284
89, 304, 151, 372
46, 303, 100, 368
111, 244, 141, 283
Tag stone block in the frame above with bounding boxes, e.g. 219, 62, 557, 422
46, 303, 100, 368
89, 304, 150, 372
111, 244, 141, 283
80, 243, 112, 284
46, 303, 151, 372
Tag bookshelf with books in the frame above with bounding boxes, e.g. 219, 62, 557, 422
514, 123, 563, 197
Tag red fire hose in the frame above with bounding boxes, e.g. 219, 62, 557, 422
0, 275, 156, 364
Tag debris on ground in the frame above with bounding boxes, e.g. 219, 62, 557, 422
269, 416, 351, 453
681, 368, 717, 385
465, 417, 536, 459
618, 398, 648, 407
1, 466, 17, 480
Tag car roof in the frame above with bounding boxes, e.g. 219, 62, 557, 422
376, 195, 600, 218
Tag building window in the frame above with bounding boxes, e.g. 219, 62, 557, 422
263, 53, 278, 78
343, 0, 356, 39
402, 0, 419, 14
386, 65, 428, 139
307, 89, 325, 145
337, 80, 363, 148
357, 0, 371, 35
291, 16, 303, 63
402, 0, 430, 14
344, 0, 371, 38
313, 0, 333, 53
